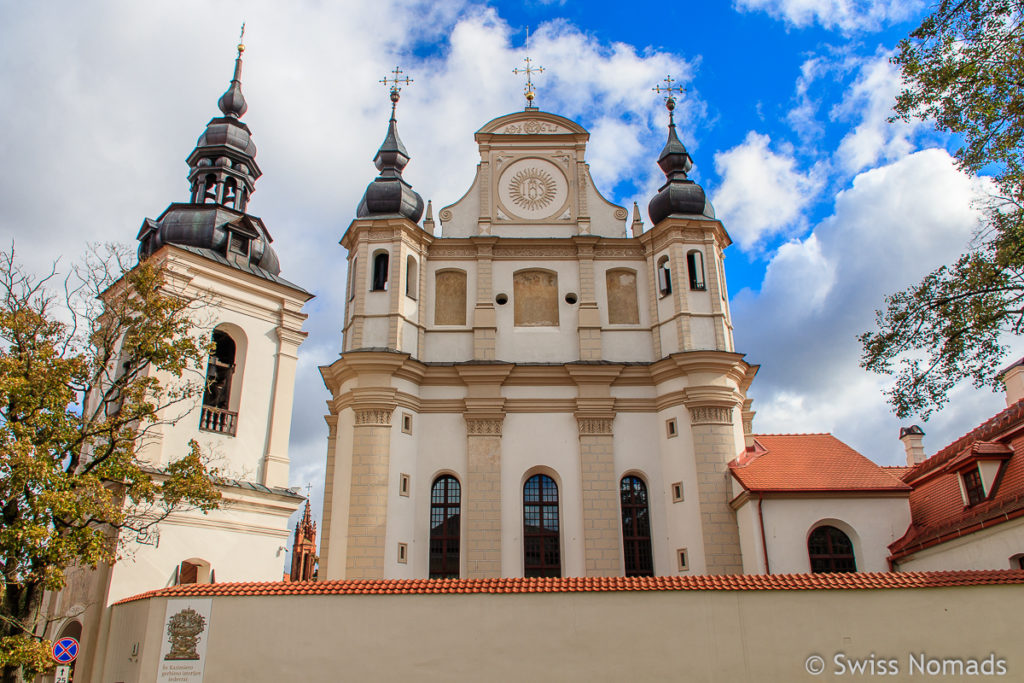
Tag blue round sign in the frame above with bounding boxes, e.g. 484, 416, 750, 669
52, 637, 79, 664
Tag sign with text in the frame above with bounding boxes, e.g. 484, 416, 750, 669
156, 599, 212, 683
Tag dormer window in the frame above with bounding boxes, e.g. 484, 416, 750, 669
229, 233, 249, 256
954, 441, 1012, 507
961, 467, 986, 506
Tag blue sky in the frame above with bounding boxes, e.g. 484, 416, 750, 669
1, 0, 1019, 535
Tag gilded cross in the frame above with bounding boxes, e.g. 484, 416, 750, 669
380, 65, 414, 108
305, 483, 312, 499
513, 27, 544, 109
652, 75, 686, 123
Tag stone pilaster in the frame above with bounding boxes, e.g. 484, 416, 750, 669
318, 414, 340, 580
345, 406, 394, 579
576, 416, 621, 576
464, 415, 504, 578
685, 401, 744, 575
472, 238, 498, 360
261, 325, 306, 488
574, 236, 602, 361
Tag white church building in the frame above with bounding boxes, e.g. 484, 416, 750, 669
42, 40, 1024, 683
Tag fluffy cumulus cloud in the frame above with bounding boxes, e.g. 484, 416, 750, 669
832, 52, 924, 174
731, 149, 1007, 463
711, 131, 825, 251
734, 0, 923, 32
0, 1, 698, 534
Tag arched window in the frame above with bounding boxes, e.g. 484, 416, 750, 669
347, 257, 357, 302
524, 474, 560, 577
405, 256, 418, 299
434, 269, 467, 325
513, 269, 559, 327
176, 558, 212, 584
371, 251, 389, 291
201, 329, 238, 435
606, 269, 639, 325
686, 250, 706, 291
656, 255, 672, 296
430, 476, 461, 578
620, 476, 653, 576
808, 525, 856, 573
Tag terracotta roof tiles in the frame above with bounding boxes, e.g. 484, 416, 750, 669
114, 570, 1024, 604
730, 434, 909, 493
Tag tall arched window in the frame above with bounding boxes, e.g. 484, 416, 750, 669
656, 255, 672, 296
523, 474, 560, 577
430, 476, 461, 578
620, 476, 654, 576
371, 251, 389, 291
201, 329, 237, 435
686, 249, 706, 290
808, 525, 856, 573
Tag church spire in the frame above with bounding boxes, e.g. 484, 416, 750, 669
356, 67, 425, 223
217, 24, 248, 119
647, 76, 710, 224
289, 496, 318, 582
184, 27, 262, 213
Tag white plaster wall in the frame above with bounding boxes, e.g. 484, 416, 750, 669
602, 330, 655, 362
423, 331, 473, 361
493, 260, 581, 362
384, 411, 419, 579
757, 496, 911, 574
412, 413, 469, 576
735, 500, 767, 574
687, 289, 712, 315
896, 519, 1024, 571
156, 306, 278, 482
501, 413, 584, 577
614, 412, 674, 575
105, 491, 297, 605
655, 406, 707, 573
400, 320, 418, 355
689, 315, 717, 351
364, 289, 390, 316
360, 316, 388, 347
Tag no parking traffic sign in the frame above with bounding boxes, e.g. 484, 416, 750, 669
51, 637, 78, 664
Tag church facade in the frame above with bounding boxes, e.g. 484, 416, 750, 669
319, 90, 760, 580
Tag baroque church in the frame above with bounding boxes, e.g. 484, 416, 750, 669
43, 36, 1024, 683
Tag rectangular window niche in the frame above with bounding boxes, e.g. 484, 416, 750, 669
676, 548, 689, 572
398, 543, 408, 564
399, 473, 411, 497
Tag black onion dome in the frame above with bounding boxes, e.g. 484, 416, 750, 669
647, 120, 712, 224
217, 53, 248, 119
356, 112, 424, 223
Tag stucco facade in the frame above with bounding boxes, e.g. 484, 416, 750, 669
321, 108, 756, 580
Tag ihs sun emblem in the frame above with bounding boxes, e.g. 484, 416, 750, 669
509, 168, 557, 211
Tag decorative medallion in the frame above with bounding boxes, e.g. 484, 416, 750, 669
509, 168, 557, 212
497, 158, 569, 221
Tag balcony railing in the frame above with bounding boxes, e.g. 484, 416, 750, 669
200, 406, 238, 436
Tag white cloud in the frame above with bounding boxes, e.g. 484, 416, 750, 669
0, 1, 702, 533
732, 148, 1004, 464
711, 131, 825, 251
734, 0, 923, 32
832, 52, 922, 173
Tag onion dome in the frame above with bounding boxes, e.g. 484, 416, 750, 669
137, 32, 287, 282
356, 84, 425, 223
647, 97, 713, 224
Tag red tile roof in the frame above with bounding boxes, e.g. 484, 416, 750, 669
890, 433, 1024, 560
902, 400, 1024, 483
114, 570, 1024, 604
729, 434, 910, 493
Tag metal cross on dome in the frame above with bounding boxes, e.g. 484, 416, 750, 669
652, 75, 686, 123
380, 66, 414, 110
513, 27, 544, 110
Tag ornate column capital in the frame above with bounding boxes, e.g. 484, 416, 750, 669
354, 407, 394, 426
465, 415, 504, 436
576, 416, 613, 435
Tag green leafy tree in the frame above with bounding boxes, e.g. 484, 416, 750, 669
0, 245, 221, 682
860, 0, 1024, 418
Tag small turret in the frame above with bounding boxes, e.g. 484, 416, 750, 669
356, 67, 425, 223
647, 80, 713, 224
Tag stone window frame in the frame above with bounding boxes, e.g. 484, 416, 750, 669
686, 249, 706, 291
399, 473, 411, 497
676, 548, 689, 572
397, 542, 408, 564
433, 268, 469, 327
665, 418, 678, 438
671, 482, 684, 503
371, 249, 389, 292
604, 267, 641, 326
656, 255, 672, 297
405, 255, 419, 300
401, 412, 413, 435
429, 474, 461, 579
522, 468, 563, 578
512, 268, 560, 328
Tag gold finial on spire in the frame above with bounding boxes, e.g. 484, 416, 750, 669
237, 22, 246, 55
380, 65, 413, 115
513, 27, 545, 110
652, 75, 686, 123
